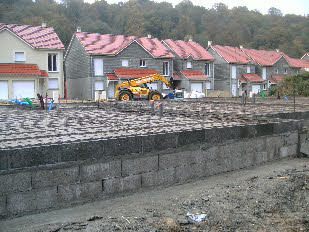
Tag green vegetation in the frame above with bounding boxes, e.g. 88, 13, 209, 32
0, 0, 308, 58
273, 72, 309, 96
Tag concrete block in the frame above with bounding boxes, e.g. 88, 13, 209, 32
0, 150, 8, 170
175, 163, 203, 182
103, 175, 141, 194
0, 172, 31, 194
266, 136, 284, 159
58, 181, 102, 203
141, 134, 156, 154
159, 150, 197, 170
285, 132, 298, 146
102, 138, 117, 157
81, 160, 121, 182
274, 121, 298, 134
122, 155, 158, 176
7, 187, 57, 214
57, 143, 78, 163
198, 146, 219, 163
142, 168, 176, 187
255, 152, 268, 164
103, 136, 143, 157
76, 140, 104, 161
240, 124, 257, 139
8, 147, 58, 169
32, 166, 79, 189
154, 132, 177, 151
177, 129, 205, 147
280, 145, 298, 158
300, 140, 309, 156
0, 195, 6, 216
255, 123, 274, 137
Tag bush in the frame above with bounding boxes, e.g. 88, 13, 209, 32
276, 71, 309, 97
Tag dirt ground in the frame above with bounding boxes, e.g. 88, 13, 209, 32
1, 158, 308, 232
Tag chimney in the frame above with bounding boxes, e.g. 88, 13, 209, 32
147, 34, 152, 39
208, 41, 212, 46
240, 45, 243, 49
76, 27, 81, 33
276, 49, 280, 52
41, 22, 47, 27
188, 36, 193, 42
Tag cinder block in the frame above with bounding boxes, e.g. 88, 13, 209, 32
175, 163, 203, 182
115, 136, 143, 156
154, 132, 177, 151
142, 168, 176, 187
266, 136, 284, 159
255, 123, 274, 137
103, 175, 141, 194
0, 150, 8, 170
0, 195, 6, 216
159, 150, 197, 170
57, 143, 78, 163
81, 160, 121, 182
0, 172, 31, 194
8, 146, 58, 169
198, 146, 219, 163
7, 187, 57, 214
205, 126, 241, 144
255, 152, 268, 164
300, 140, 309, 156
58, 181, 102, 203
141, 134, 156, 154
274, 121, 298, 134
76, 140, 104, 161
122, 155, 158, 176
280, 145, 298, 158
32, 166, 79, 189
177, 129, 205, 147
285, 132, 298, 146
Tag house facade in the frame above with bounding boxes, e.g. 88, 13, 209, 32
162, 39, 214, 96
207, 44, 260, 96
65, 31, 174, 100
0, 23, 65, 101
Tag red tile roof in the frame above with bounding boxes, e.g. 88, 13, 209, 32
75, 33, 174, 58
114, 69, 159, 80
106, 73, 118, 80
272, 75, 286, 83
0, 24, 64, 50
163, 39, 214, 60
268, 79, 277, 84
0, 64, 42, 76
238, 77, 247, 83
210, 45, 253, 64
173, 71, 181, 80
243, 74, 264, 82
285, 56, 309, 68
181, 71, 209, 80
242, 48, 283, 66
40, 70, 49, 77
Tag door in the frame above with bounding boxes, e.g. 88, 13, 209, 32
252, 85, 260, 94
13, 80, 35, 99
0, 81, 8, 100
107, 82, 115, 99
232, 84, 237, 96
147, 83, 158, 90
191, 82, 203, 93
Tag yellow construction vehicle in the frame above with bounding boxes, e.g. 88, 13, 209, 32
115, 73, 173, 100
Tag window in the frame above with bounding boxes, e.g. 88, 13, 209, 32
122, 59, 129, 67
163, 61, 169, 76
232, 65, 237, 79
284, 68, 288, 74
262, 83, 267, 90
93, 58, 103, 76
48, 79, 58, 89
48, 54, 57, 71
206, 81, 211, 89
95, 81, 104, 91
205, 63, 210, 76
247, 66, 251, 73
140, 60, 146, 67
275, 69, 279, 74
187, 61, 192, 69
15, 52, 25, 62
262, 67, 267, 80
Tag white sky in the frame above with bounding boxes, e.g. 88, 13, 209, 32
81, 0, 309, 16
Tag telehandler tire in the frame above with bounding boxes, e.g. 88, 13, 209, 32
118, 91, 132, 101
149, 91, 163, 100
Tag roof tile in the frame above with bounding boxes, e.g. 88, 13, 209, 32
272, 75, 286, 83
211, 45, 253, 64
106, 73, 118, 80
243, 74, 264, 82
0, 64, 42, 76
173, 71, 181, 80
114, 69, 159, 80
181, 71, 209, 80
238, 77, 247, 83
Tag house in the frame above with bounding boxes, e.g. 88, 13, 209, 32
64, 30, 175, 100
0, 23, 65, 101
162, 39, 214, 96
207, 43, 260, 96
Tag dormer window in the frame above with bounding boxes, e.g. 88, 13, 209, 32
48, 54, 57, 72
187, 61, 192, 69
140, 60, 146, 67
122, 59, 129, 67
15, 52, 25, 62
275, 69, 279, 74
284, 68, 288, 74
247, 66, 251, 73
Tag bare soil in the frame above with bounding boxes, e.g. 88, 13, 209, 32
1, 158, 308, 232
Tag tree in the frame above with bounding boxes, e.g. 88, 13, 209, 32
268, 7, 283, 16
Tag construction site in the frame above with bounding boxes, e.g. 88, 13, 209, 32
0, 97, 309, 231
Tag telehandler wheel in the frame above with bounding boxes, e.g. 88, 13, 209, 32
118, 91, 132, 101
149, 91, 163, 100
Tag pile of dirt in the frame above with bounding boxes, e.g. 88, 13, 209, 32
208, 91, 234, 98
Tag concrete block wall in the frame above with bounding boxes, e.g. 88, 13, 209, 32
0, 119, 305, 218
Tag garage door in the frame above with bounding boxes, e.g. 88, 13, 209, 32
13, 81, 35, 99
191, 82, 203, 93
0, 81, 8, 100
147, 82, 158, 90
252, 85, 261, 94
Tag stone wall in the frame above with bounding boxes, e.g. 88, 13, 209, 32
0, 118, 305, 219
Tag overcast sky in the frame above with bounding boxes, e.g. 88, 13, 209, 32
81, 0, 309, 16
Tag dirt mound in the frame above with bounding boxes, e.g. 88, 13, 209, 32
208, 90, 233, 98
